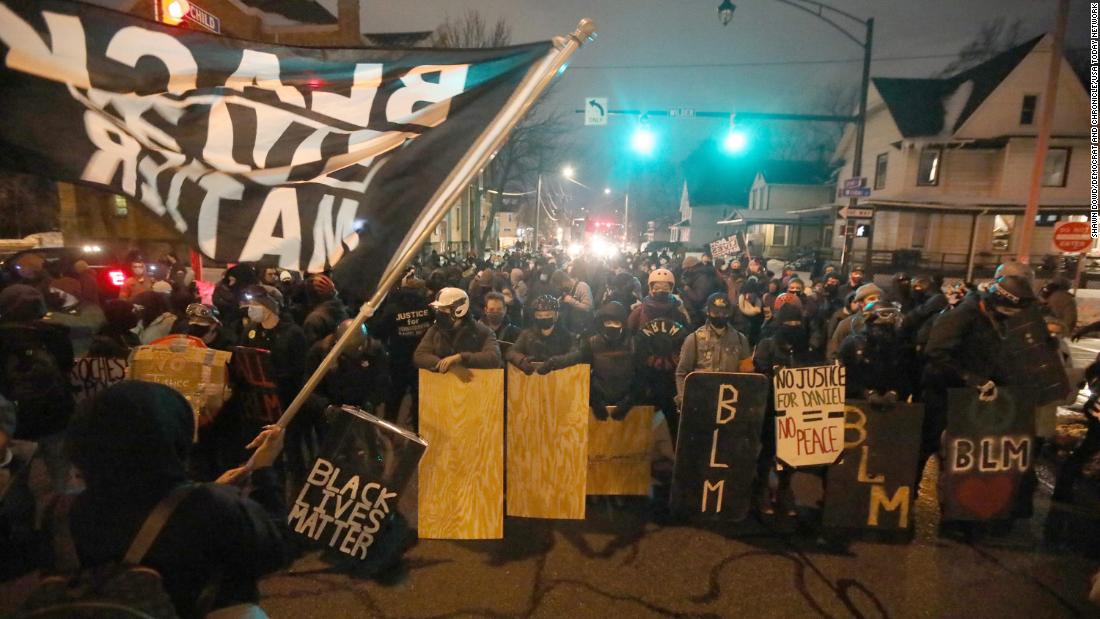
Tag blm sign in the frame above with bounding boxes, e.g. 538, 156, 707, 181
823, 400, 924, 531
942, 388, 1036, 521
773, 365, 846, 468
228, 346, 282, 425
670, 372, 767, 522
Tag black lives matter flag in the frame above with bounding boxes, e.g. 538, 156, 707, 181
0, 0, 553, 298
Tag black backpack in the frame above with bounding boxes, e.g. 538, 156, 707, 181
17, 485, 196, 619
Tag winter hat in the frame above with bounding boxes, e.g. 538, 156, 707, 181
854, 283, 884, 304
776, 301, 803, 323
682, 256, 700, 270
773, 292, 803, 313
0, 284, 47, 322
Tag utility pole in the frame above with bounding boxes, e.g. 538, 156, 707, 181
623, 192, 630, 248
534, 173, 542, 252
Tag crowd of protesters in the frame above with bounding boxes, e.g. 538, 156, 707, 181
1, 242, 1098, 615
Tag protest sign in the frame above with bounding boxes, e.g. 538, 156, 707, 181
289, 405, 426, 568
69, 356, 127, 403
228, 346, 282, 425
709, 233, 743, 261
128, 345, 231, 427
1001, 307, 1071, 406
773, 365, 846, 467
507, 364, 590, 519
942, 388, 1036, 521
587, 405, 654, 496
418, 369, 504, 539
823, 401, 924, 531
670, 373, 767, 522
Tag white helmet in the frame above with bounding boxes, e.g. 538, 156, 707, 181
648, 268, 675, 289
430, 287, 470, 318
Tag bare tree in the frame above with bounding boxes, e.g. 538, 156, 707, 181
0, 169, 59, 238
936, 18, 1026, 77
430, 10, 511, 49
766, 83, 858, 162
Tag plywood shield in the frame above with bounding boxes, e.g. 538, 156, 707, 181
587, 406, 654, 496
417, 369, 504, 539
507, 364, 590, 519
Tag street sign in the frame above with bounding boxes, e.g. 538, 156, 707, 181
185, 1, 220, 33
843, 177, 867, 190
1052, 221, 1092, 253
840, 187, 871, 198
839, 206, 874, 219
669, 108, 696, 118
584, 97, 607, 126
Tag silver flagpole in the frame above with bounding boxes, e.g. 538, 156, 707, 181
266, 19, 598, 436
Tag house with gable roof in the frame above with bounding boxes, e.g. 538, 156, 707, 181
831, 34, 1091, 273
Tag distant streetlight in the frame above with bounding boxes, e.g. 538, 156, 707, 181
604, 187, 611, 195
561, 165, 575, 179
717, 0, 736, 26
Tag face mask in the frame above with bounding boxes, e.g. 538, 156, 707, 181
535, 317, 555, 331
790, 289, 804, 297
707, 315, 728, 329
436, 313, 456, 330
247, 305, 267, 324
825, 284, 838, 294
602, 325, 624, 342
484, 312, 504, 327
653, 291, 670, 302
778, 324, 809, 350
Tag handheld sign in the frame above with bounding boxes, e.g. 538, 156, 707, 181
587, 405, 654, 496
823, 400, 924, 531
772, 365, 846, 467
418, 369, 504, 539
1000, 306, 1071, 406
942, 388, 1036, 521
507, 364, 590, 519
69, 357, 127, 404
228, 347, 283, 425
670, 373, 767, 522
289, 405, 426, 568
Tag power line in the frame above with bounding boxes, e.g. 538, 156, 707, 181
567, 52, 960, 71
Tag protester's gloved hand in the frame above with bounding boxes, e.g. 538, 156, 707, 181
538, 356, 564, 375
977, 380, 998, 402
610, 401, 631, 421
592, 405, 610, 421
516, 357, 536, 375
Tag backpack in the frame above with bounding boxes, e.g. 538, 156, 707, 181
17, 485, 196, 619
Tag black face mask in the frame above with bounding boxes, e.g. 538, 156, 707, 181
706, 315, 728, 329
825, 284, 838, 295
602, 325, 624, 342
778, 324, 809, 351
187, 324, 213, 340
535, 317, 556, 331
652, 291, 671, 302
436, 314, 456, 330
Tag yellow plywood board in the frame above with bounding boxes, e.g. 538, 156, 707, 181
587, 406, 654, 496
506, 364, 590, 519
417, 369, 505, 539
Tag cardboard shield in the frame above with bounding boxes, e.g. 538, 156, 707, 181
289, 405, 426, 567
417, 369, 504, 539
941, 387, 1036, 521
1001, 306, 1071, 406
587, 406, 654, 496
228, 346, 282, 425
128, 345, 231, 428
773, 365, 847, 468
823, 400, 925, 530
506, 364, 590, 519
669, 372, 767, 521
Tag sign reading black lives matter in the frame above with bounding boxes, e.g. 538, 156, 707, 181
0, 0, 552, 299
773, 365, 846, 467
942, 388, 1036, 522
670, 372, 767, 522
823, 401, 924, 531
289, 405, 426, 566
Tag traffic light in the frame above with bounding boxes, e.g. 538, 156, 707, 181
630, 126, 656, 157
157, 0, 191, 25
722, 129, 749, 154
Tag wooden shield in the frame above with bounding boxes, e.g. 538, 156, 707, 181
669, 372, 767, 522
823, 400, 924, 531
941, 387, 1036, 521
587, 406, 654, 496
417, 369, 504, 539
507, 364, 590, 519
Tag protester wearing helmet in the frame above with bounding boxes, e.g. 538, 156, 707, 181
171, 303, 236, 350
838, 300, 913, 401
414, 287, 502, 382
505, 294, 583, 375
627, 268, 692, 331
675, 293, 753, 408
584, 302, 640, 421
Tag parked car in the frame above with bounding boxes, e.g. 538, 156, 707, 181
0, 245, 128, 300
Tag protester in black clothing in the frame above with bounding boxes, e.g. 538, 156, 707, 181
505, 295, 584, 375
306, 319, 391, 421
89, 298, 142, 358
837, 265, 866, 299
480, 292, 522, 356
375, 276, 432, 422
585, 302, 640, 420
61, 381, 291, 618
838, 301, 914, 401
212, 263, 257, 329
171, 303, 237, 350
887, 272, 915, 311
301, 274, 349, 346
414, 287, 502, 382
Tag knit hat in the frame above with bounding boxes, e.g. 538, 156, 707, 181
682, 256, 700, 270
854, 283, 884, 304
0, 284, 46, 322
776, 301, 803, 323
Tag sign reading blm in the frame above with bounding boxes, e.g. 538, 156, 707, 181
670, 372, 767, 522
942, 388, 1036, 521
823, 400, 924, 531
773, 365, 846, 467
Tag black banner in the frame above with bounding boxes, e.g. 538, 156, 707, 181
823, 400, 924, 531
669, 372, 767, 522
942, 387, 1036, 521
0, 0, 551, 298
1001, 306, 1070, 406
289, 405, 426, 567
228, 346, 281, 425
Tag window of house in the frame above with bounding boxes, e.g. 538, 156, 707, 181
911, 213, 930, 248
1035, 214, 1060, 227
992, 214, 1015, 251
1042, 147, 1070, 187
917, 147, 941, 186
112, 195, 128, 217
1020, 94, 1038, 126
772, 224, 789, 247
874, 153, 888, 190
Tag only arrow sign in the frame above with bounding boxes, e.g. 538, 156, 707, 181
585, 97, 608, 126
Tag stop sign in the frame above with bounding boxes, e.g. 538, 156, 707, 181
1052, 221, 1093, 253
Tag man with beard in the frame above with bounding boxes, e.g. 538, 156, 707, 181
752, 302, 824, 515
505, 295, 583, 375
414, 288, 502, 384
480, 292, 522, 357
585, 302, 640, 420
838, 301, 913, 400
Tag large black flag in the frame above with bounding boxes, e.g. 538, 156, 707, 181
0, 0, 552, 298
